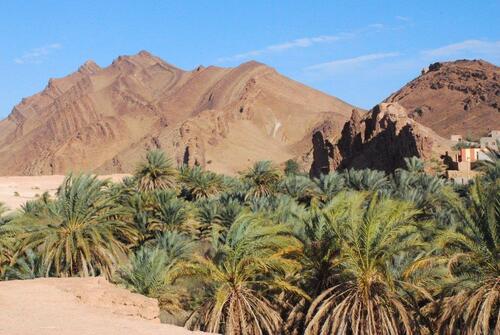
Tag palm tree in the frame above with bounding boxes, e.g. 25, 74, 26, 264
475, 141, 499, 183
305, 192, 425, 335
135, 149, 178, 192
280, 175, 320, 204
314, 172, 346, 203
434, 180, 499, 334
217, 196, 243, 228
180, 165, 223, 200
243, 161, 282, 199
342, 168, 389, 192
150, 190, 189, 233
390, 160, 459, 227
3, 249, 47, 280
283, 206, 343, 335
11, 174, 135, 277
0, 202, 15, 277
116, 231, 195, 312
403, 156, 425, 174
178, 212, 305, 335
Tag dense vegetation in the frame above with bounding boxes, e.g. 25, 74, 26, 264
0, 149, 498, 335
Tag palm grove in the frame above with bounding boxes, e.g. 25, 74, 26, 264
0, 149, 498, 335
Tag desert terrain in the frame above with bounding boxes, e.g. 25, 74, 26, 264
0, 174, 129, 211
0, 277, 208, 335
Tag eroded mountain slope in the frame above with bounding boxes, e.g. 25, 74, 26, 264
0, 51, 354, 175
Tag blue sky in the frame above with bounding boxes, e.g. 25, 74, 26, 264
1, 1, 499, 117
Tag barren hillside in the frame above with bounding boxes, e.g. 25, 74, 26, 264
385, 60, 500, 138
0, 51, 354, 176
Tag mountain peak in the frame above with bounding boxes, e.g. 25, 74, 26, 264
0, 52, 353, 176
137, 50, 153, 58
110, 51, 180, 71
387, 58, 500, 137
78, 60, 101, 74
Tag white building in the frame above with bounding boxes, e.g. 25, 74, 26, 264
480, 130, 499, 150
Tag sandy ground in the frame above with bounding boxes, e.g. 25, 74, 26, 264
0, 174, 130, 212
0, 277, 210, 335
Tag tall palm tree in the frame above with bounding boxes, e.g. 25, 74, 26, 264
180, 165, 223, 200
434, 180, 499, 334
280, 175, 320, 205
116, 231, 195, 312
243, 161, 282, 199
11, 174, 135, 277
305, 192, 425, 335
150, 190, 189, 233
314, 172, 346, 204
135, 149, 178, 192
178, 212, 305, 335
342, 168, 389, 192
283, 206, 343, 335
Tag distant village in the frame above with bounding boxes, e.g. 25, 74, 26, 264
445, 130, 499, 184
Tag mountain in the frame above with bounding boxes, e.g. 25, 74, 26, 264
385, 60, 500, 138
0, 51, 355, 176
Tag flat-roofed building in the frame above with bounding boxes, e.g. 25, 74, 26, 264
480, 130, 499, 149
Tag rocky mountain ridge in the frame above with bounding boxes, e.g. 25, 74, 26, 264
0, 51, 354, 175
385, 59, 500, 138
0, 55, 496, 176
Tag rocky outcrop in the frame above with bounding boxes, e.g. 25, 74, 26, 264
308, 119, 337, 177
310, 103, 442, 176
386, 60, 500, 138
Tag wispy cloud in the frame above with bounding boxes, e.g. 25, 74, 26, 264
395, 16, 411, 22
216, 33, 352, 63
305, 52, 400, 73
14, 43, 62, 64
216, 24, 387, 63
421, 39, 500, 58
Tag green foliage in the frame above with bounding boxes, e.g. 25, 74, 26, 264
5, 174, 135, 277
178, 212, 305, 334
342, 168, 389, 191
4, 249, 47, 280
243, 160, 282, 199
179, 165, 223, 200
1, 149, 499, 334
452, 141, 479, 150
434, 180, 499, 334
284, 159, 300, 175
475, 142, 500, 183
305, 192, 425, 334
116, 231, 195, 312
135, 149, 178, 192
